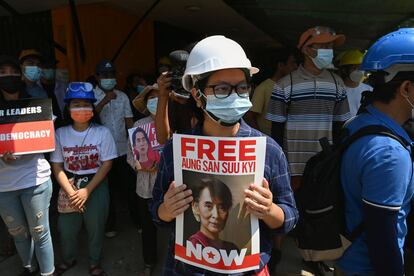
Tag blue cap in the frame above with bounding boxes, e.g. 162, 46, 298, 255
64, 82, 96, 103
362, 28, 414, 71
96, 59, 116, 74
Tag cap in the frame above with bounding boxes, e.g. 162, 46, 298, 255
298, 26, 345, 50
338, 49, 365, 66
0, 55, 20, 70
132, 84, 159, 114
96, 59, 116, 74
19, 49, 42, 62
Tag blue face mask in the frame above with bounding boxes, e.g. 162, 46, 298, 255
311, 49, 334, 69
146, 97, 158, 115
205, 92, 252, 125
41, 69, 55, 80
24, 66, 42, 82
137, 85, 145, 94
100, 78, 117, 90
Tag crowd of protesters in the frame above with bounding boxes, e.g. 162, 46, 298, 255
1, 25, 414, 276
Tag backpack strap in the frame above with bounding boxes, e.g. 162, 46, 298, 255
339, 125, 410, 154
328, 71, 339, 96
288, 72, 293, 104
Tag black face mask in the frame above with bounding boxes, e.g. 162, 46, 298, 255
0, 75, 23, 94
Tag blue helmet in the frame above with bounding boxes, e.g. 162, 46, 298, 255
64, 82, 96, 103
362, 28, 414, 71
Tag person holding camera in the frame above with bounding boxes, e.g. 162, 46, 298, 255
155, 51, 200, 145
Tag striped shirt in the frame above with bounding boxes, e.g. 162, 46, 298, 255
150, 120, 298, 275
266, 65, 351, 176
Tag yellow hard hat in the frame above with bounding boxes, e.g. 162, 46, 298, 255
339, 49, 365, 66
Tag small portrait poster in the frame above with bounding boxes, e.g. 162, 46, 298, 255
128, 122, 161, 170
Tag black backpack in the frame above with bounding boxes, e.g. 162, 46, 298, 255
295, 125, 410, 262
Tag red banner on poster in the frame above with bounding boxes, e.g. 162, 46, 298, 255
0, 99, 55, 156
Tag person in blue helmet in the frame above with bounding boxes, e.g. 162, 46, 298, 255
336, 28, 414, 276
50, 82, 117, 276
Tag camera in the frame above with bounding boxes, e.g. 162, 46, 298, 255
169, 50, 190, 98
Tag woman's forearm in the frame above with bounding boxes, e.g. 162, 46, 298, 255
155, 95, 171, 145
51, 163, 76, 195
262, 203, 285, 229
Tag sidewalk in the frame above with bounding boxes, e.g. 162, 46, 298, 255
0, 203, 332, 276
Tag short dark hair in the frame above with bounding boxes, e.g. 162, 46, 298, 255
270, 47, 300, 73
338, 64, 356, 81
126, 73, 139, 86
85, 75, 98, 88
366, 71, 414, 104
274, 47, 298, 64
193, 178, 233, 211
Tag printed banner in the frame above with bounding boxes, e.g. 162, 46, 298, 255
0, 98, 54, 156
173, 134, 266, 274
128, 122, 161, 170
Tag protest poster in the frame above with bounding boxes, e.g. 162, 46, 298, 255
0, 98, 54, 156
128, 121, 161, 170
173, 134, 266, 274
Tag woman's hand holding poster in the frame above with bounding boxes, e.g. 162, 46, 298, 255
128, 122, 161, 170
173, 134, 266, 274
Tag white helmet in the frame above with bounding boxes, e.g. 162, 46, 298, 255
182, 35, 259, 91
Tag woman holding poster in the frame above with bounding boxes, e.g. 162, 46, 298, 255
0, 55, 55, 276
151, 36, 299, 275
50, 82, 117, 276
127, 84, 161, 275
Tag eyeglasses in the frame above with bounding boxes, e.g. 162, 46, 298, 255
205, 82, 251, 99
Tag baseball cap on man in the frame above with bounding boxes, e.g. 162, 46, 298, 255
19, 49, 42, 62
96, 59, 116, 74
298, 26, 345, 50
0, 55, 20, 70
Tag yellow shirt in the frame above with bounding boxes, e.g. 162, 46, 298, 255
250, 78, 275, 136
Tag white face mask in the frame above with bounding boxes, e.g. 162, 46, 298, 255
204, 93, 252, 125
311, 49, 334, 69
349, 70, 365, 83
146, 97, 158, 115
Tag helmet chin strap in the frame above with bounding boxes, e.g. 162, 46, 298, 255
196, 89, 238, 127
